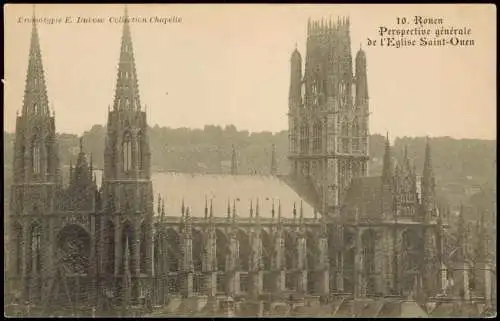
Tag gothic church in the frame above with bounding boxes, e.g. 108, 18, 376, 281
7, 10, 449, 316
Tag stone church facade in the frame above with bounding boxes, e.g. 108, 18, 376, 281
7, 11, 451, 314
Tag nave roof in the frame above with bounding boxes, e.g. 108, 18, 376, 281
93, 170, 316, 219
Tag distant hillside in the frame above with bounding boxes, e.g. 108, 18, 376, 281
3, 126, 496, 213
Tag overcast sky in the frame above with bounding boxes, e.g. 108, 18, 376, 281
4, 4, 496, 140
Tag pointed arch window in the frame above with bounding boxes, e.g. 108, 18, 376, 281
339, 81, 348, 107
313, 120, 322, 153
352, 120, 360, 152
341, 122, 349, 137
46, 142, 51, 174
123, 132, 133, 172
140, 222, 148, 274
136, 131, 143, 170
31, 223, 42, 275
301, 81, 306, 105
121, 222, 134, 274
14, 224, 23, 275
291, 120, 299, 154
341, 122, 350, 154
33, 103, 38, 114
32, 137, 41, 174
312, 80, 319, 105
312, 70, 321, 106
300, 123, 309, 153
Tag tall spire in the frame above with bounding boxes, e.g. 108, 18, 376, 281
401, 144, 414, 181
22, 5, 50, 116
270, 144, 278, 176
382, 132, 392, 185
71, 136, 92, 190
421, 137, 436, 215
422, 138, 433, 180
231, 144, 238, 175
113, 6, 141, 112
75, 136, 88, 167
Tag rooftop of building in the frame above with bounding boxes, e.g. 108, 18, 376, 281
92, 170, 316, 219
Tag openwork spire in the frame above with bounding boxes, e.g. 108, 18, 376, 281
402, 145, 412, 173
382, 133, 392, 185
422, 138, 434, 188
113, 6, 141, 112
75, 136, 89, 170
421, 137, 436, 211
23, 6, 50, 116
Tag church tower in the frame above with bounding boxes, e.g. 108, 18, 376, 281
99, 7, 154, 303
288, 17, 369, 216
9, 12, 61, 303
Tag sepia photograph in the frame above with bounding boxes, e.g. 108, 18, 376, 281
3, 3, 496, 317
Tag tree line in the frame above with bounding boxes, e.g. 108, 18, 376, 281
3, 124, 496, 215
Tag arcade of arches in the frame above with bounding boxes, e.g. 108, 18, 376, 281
9, 216, 431, 307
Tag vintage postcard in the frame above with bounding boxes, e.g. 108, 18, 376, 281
3, 3, 496, 317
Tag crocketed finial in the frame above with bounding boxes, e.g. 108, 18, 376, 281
204, 196, 208, 219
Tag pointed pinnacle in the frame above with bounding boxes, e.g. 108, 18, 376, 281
204, 196, 208, 218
